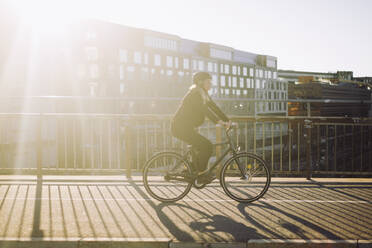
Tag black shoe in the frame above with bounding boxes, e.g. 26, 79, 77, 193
197, 172, 216, 185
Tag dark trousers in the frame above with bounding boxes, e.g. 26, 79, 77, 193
171, 123, 212, 172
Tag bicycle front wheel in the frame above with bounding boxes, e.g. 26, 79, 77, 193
220, 152, 271, 203
143, 152, 192, 202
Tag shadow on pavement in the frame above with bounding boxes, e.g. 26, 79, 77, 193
31, 175, 44, 238
238, 202, 343, 240
129, 180, 262, 242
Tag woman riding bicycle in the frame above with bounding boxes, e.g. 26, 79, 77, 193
171, 72, 231, 183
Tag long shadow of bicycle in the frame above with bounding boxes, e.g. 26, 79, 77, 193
129, 179, 263, 242
155, 202, 264, 242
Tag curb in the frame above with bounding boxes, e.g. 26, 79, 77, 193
0, 238, 170, 248
0, 238, 371, 248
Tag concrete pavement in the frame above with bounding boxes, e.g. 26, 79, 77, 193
0, 175, 371, 247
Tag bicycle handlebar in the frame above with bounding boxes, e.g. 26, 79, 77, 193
226, 122, 238, 134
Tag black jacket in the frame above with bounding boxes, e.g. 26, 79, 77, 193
172, 86, 229, 129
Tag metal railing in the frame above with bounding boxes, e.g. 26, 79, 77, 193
0, 113, 371, 178
1, 96, 371, 117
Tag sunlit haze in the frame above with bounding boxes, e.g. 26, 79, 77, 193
4, 0, 372, 76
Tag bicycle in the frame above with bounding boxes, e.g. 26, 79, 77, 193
142, 123, 271, 203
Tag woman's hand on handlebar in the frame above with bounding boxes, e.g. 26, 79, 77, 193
218, 120, 232, 129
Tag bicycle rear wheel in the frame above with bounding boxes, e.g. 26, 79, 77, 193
220, 152, 271, 203
143, 152, 192, 202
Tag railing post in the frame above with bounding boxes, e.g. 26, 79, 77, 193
124, 122, 133, 178
37, 114, 43, 179
304, 119, 312, 180
307, 102, 311, 117
215, 124, 223, 177
216, 124, 222, 159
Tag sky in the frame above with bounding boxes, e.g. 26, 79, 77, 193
6, 0, 372, 77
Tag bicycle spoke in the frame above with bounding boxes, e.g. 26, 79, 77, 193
221, 153, 270, 203
143, 152, 192, 202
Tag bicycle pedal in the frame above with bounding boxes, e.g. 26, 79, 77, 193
197, 173, 216, 185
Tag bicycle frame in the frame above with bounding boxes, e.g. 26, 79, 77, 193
189, 126, 244, 176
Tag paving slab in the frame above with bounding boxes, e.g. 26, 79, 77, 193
0, 176, 371, 247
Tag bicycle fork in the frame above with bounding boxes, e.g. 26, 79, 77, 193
233, 156, 248, 180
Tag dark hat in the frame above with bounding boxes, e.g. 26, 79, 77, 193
193, 72, 212, 85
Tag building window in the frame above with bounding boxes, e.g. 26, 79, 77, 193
175, 57, 179, 68
183, 58, 189, 70
90, 64, 99, 78
77, 64, 85, 79
220, 75, 226, 87
119, 49, 127, 63
243, 67, 248, 76
86, 47, 98, 61
89, 83, 97, 96
267, 59, 276, 68
193, 60, 197, 70
256, 79, 260, 89
166, 56, 173, 67
238, 66, 241, 75
119, 65, 125, 80
198, 60, 204, 71
268, 71, 272, 79
127, 66, 135, 72
134, 51, 142, 64
250, 68, 254, 77
141, 67, 149, 80
127, 66, 135, 80
259, 69, 263, 78
224, 64, 230, 74
214, 63, 218, 73
107, 64, 115, 78
239, 78, 244, 88
212, 74, 218, 86
120, 83, 125, 95
154, 54, 161, 66
232, 77, 237, 87
210, 48, 232, 60
144, 53, 149, 65
220, 64, 224, 74
273, 71, 277, 79
85, 31, 97, 41
232, 65, 237, 75
177, 71, 184, 78
144, 35, 178, 51
208, 62, 213, 72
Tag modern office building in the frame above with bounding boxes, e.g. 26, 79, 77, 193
1, 18, 287, 115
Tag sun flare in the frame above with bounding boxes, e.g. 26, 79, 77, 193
9, 0, 90, 35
